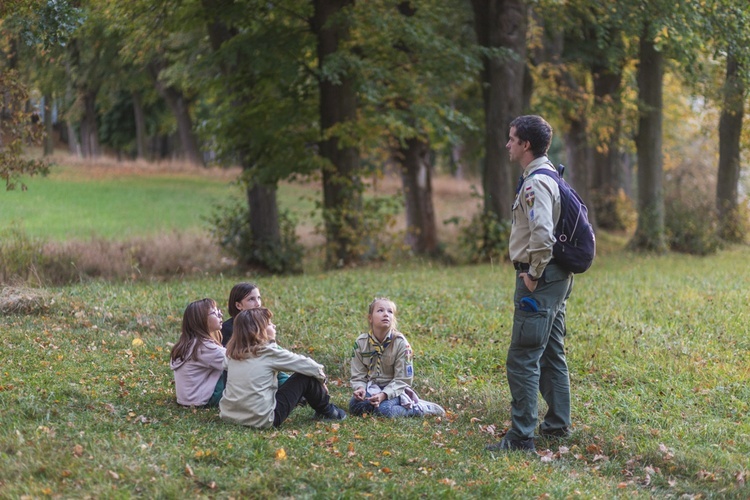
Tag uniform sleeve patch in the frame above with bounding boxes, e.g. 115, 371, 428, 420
524, 191, 535, 208
406, 364, 413, 376
529, 209, 535, 221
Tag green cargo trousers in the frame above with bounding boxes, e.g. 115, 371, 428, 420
505, 262, 574, 441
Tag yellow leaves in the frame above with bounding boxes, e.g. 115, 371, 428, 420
131, 338, 144, 347
275, 448, 287, 460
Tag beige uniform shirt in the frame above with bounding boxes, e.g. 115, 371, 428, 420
350, 332, 413, 400
220, 343, 326, 428
508, 156, 561, 279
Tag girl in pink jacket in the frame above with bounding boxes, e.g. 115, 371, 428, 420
170, 298, 226, 407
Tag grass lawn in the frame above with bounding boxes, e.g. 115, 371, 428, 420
1, 246, 749, 498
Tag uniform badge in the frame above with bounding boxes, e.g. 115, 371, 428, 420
406, 364, 413, 376
525, 191, 535, 207
529, 209, 535, 221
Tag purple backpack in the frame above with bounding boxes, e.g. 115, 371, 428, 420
525, 165, 596, 274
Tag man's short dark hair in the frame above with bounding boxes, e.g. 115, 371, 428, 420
510, 115, 553, 158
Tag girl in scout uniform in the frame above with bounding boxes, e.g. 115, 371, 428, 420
349, 298, 445, 418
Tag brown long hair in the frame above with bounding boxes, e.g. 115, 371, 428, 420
169, 298, 220, 363
227, 282, 258, 318
225, 308, 273, 360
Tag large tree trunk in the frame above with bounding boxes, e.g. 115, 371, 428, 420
563, 116, 596, 228
147, 60, 203, 166
43, 94, 54, 156
470, 0, 527, 225
397, 138, 439, 255
716, 52, 745, 242
79, 89, 100, 158
630, 30, 666, 252
201, 0, 283, 269
313, 0, 361, 268
132, 91, 147, 161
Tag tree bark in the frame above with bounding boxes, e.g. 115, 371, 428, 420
630, 29, 666, 252
716, 52, 745, 242
563, 116, 596, 228
397, 138, 439, 255
470, 0, 527, 224
147, 60, 203, 166
79, 89, 100, 158
312, 0, 362, 267
132, 91, 147, 161
201, 0, 284, 269
43, 94, 54, 156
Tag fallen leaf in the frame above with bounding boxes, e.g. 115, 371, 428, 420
439, 478, 456, 487
73, 444, 84, 457
381, 467, 392, 474
107, 470, 119, 480
275, 448, 287, 460
185, 465, 194, 477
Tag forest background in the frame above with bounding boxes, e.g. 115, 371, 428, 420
2, 0, 749, 282
2, 1, 750, 498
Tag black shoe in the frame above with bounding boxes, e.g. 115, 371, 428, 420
485, 436, 536, 452
539, 427, 571, 438
314, 404, 347, 421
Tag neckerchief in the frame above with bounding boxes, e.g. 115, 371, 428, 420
367, 331, 392, 379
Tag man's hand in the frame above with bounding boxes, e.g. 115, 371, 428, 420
521, 273, 538, 292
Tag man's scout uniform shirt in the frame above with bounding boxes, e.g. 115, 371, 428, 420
509, 156, 561, 279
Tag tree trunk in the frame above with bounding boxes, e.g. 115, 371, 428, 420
397, 138, 439, 255
563, 116, 596, 228
79, 89, 100, 158
147, 60, 203, 166
630, 30, 666, 252
716, 52, 745, 242
43, 94, 54, 156
470, 0, 527, 224
313, 0, 361, 268
132, 91, 147, 161
200, 0, 284, 270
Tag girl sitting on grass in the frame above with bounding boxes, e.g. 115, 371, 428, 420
349, 297, 445, 418
170, 298, 226, 408
221, 282, 290, 386
219, 308, 346, 428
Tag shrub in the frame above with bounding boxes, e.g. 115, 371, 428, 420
208, 202, 303, 275
452, 187, 511, 264
664, 165, 722, 256
318, 194, 406, 267
592, 188, 637, 232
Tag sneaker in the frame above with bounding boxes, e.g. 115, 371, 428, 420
415, 400, 446, 417
485, 436, 536, 452
314, 404, 347, 421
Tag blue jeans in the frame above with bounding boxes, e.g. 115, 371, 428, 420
349, 392, 421, 418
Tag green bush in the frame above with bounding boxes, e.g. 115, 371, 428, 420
208, 201, 304, 274
592, 188, 637, 232
318, 194, 406, 266
664, 169, 722, 256
453, 188, 511, 264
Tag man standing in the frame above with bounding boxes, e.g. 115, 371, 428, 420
486, 115, 574, 452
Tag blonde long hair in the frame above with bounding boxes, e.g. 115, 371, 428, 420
226, 308, 273, 360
